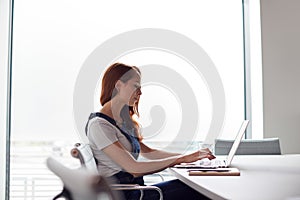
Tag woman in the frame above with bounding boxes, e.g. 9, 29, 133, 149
85, 63, 215, 200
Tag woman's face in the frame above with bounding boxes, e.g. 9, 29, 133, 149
117, 73, 142, 106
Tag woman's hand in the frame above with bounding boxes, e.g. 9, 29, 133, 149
199, 148, 215, 160
174, 148, 215, 165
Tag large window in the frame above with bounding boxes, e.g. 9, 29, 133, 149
2, 0, 262, 199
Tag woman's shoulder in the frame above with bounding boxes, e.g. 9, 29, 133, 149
87, 117, 121, 140
89, 116, 115, 129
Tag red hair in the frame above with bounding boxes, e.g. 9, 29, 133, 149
100, 63, 142, 140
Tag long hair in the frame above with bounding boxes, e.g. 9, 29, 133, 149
100, 63, 142, 140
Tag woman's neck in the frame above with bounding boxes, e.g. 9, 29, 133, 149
101, 98, 124, 123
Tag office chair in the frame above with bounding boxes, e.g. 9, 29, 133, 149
46, 157, 118, 200
71, 143, 163, 200
215, 138, 281, 155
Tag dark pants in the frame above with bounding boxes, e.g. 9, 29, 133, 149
112, 172, 210, 200
127, 179, 210, 200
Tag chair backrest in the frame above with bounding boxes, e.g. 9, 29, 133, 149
71, 143, 99, 175
215, 138, 281, 155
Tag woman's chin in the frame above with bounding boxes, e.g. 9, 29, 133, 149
128, 101, 136, 106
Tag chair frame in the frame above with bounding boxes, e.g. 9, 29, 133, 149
71, 143, 163, 200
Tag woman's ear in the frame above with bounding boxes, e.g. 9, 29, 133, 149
115, 80, 122, 93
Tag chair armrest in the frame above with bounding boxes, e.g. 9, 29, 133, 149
111, 184, 139, 187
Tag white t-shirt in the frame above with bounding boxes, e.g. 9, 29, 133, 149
86, 117, 137, 177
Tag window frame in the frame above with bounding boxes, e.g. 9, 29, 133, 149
243, 0, 263, 139
1, 0, 14, 199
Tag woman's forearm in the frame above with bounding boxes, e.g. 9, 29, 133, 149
127, 156, 181, 176
103, 142, 182, 175
140, 142, 181, 160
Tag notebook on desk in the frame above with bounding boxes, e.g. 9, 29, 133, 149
188, 168, 241, 176
175, 120, 250, 169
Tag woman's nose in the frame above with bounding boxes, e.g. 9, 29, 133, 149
137, 88, 142, 95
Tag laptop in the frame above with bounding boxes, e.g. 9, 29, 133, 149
175, 120, 250, 169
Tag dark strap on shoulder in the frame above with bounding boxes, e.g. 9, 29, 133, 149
85, 112, 135, 138
85, 112, 115, 134
85, 112, 140, 157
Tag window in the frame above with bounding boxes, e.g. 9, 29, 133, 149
1, 0, 262, 199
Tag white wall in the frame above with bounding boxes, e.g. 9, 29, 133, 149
261, 0, 300, 154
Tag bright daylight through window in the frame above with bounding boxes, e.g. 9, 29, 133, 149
1, 0, 262, 199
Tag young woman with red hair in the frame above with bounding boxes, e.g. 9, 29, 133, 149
85, 63, 214, 200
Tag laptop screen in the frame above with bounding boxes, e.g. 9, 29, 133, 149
226, 120, 250, 165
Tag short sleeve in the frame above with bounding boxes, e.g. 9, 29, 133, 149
87, 119, 118, 150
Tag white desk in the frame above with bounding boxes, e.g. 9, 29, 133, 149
169, 155, 300, 200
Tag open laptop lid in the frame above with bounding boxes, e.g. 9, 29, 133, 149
173, 120, 250, 169
225, 120, 250, 166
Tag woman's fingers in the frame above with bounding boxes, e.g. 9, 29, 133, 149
179, 150, 216, 164
199, 149, 216, 160
207, 154, 216, 160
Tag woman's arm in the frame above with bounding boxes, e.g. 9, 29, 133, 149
140, 142, 215, 161
140, 142, 181, 159
102, 141, 214, 177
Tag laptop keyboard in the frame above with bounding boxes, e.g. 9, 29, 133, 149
199, 158, 227, 168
